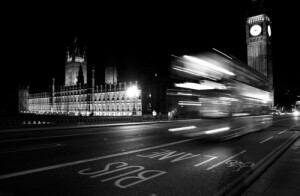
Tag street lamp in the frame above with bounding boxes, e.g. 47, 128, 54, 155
126, 85, 140, 115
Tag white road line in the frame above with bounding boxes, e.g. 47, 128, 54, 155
214, 131, 300, 196
194, 155, 218, 167
0, 136, 203, 180
260, 136, 274, 144
206, 150, 246, 170
205, 127, 230, 135
278, 125, 296, 135
0, 144, 63, 154
278, 129, 288, 134
220, 119, 295, 141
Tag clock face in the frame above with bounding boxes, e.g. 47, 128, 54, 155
250, 24, 262, 36
268, 25, 271, 36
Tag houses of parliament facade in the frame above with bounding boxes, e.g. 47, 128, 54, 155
18, 42, 142, 116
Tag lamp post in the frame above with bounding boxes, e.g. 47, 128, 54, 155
126, 85, 140, 116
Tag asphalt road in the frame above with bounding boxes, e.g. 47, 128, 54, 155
0, 116, 299, 196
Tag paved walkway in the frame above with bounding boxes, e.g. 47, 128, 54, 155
243, 136, 300, 196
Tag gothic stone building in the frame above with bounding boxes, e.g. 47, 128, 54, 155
18, 44, 142, 116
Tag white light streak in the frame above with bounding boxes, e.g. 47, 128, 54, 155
173, 66, 204, 77
212, 48, 233, 59
232, 113, 250, 117
175, 82, 214, 90
204, 127, 230, 135
244, 94, 271, 103
178, 101, 202, 106
183, 55, 235, 76
177, 92, 193, 96
201, 80, 227, 90
172, 65, 217, 81
169, 126, 197, 132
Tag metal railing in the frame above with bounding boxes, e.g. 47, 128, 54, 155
0, 114, 169, 130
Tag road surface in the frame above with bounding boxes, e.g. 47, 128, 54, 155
0, 116, 299, 195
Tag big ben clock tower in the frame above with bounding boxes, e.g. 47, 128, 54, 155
246, 0, 273, 106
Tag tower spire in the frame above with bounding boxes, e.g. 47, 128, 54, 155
65, 32, 87, 86
73, 33, 78, 55
74, 33, 78, 44
248, 0, 266, 16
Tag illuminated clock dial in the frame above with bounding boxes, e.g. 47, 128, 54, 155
268, 25, 271, 36
250, 24, 262, 36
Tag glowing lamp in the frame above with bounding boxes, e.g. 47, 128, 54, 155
293, 111, 300, 116
126, 86, 140, 98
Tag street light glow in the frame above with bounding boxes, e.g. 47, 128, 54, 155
293, 111, 300, 116
126, 85, 140, 98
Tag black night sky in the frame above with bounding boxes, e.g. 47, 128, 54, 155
2, 0, 300, 115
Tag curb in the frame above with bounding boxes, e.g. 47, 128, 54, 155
242, 137, 300, 195
214, 128, 300, 196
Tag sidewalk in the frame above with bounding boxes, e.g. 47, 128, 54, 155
243, 136, 300, 196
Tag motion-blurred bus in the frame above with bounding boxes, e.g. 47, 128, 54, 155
166, 50, 273, 138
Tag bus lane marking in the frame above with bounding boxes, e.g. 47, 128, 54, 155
137, 149, 219, 167
137, 149, 201, 162
277, 125, 297, 136
137, 149, 252, 172
0, 136, 203, 180
194, 155, 218, 167
224, 160, 255, 172
206, 150, 246, 170
78, 162, 166, 189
